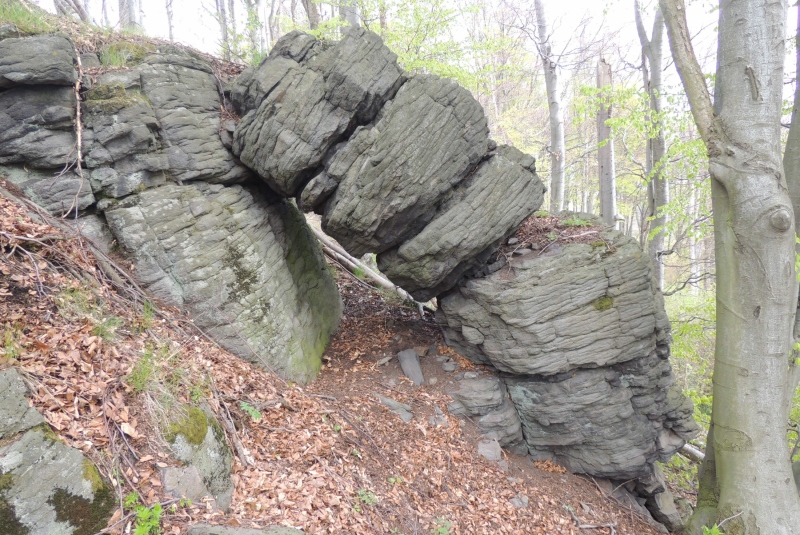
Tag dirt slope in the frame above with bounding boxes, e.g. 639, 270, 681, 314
0, 179, 662, 534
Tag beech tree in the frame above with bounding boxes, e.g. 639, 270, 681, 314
635, 1, 667, 290
532, 0, 566, 212
660, 0, 800, 532
596, 56, 616, 227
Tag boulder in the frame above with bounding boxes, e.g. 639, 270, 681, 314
232, 27, 405, 196
166, 405, 233, 511
322, 74, 490, 257
0, 35, 77, 88
0, 165, 94, 216
437, 220, 698, 481
104, 183, 342, 382
397, 348, 424, 386
437, 227, 670, 375
378, 145, 543, 301
0, 369, 115, 535
139, 54, 253, 184
447, 376, 527, 454
0, 85, 77, 169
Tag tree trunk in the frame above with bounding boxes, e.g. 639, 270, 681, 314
661, 0, 800, 532
118, 0, 140, 31
165, 0, 174, 41
533, 0, 565, 212
301, 0, 320, 29
216, 0, 231, 61
379, 0, 387, 35
597, 56, 616, 227
228, 0, 237, 54
635, 0, 667, 290
339, 0, 359, 27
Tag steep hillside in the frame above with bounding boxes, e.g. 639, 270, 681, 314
0, 179, 665, 534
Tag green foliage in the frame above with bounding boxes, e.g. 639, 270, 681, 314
560, 216, 591, 227
387, 475, 403, 485
91, 316, 123, 341
127, 345, 157, 393
703, 525, 724, 535
0, 0, 55, 34
124, 492, 162, 535
1, 323, 21, 362
240, 401, 262, 421
98, 42, 155, 68
431, 517, 452, 535
356, 489, 378, 506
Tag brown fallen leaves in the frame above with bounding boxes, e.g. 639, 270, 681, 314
1, 181, 661, 535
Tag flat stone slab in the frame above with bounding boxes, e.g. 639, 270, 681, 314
0, 368, 44, 439
397, 349, 424, 385
376, 393, 413, 422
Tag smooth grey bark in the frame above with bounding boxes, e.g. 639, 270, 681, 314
165, 0, 174, 41
339, 0, 359, 27
301, 0, 320, 28
533, 0, 565, 212
597, 56, 617, 227
215, 0, 231, 60
118, 0, 141, 31
661, 0, 800, 533
785, 4, 800, 232
635, 0, 667, 290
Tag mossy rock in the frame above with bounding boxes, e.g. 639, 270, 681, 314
83, 82, 147, 115
166, 405, 209, 446
98, 41, 155, 68
0, 429, 115, 535
593, 296, 614, 311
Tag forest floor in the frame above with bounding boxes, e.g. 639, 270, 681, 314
0, 179, 674, 535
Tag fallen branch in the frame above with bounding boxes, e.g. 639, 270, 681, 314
310, 225, 425, 318
565, 504, 617, 534
678, 443, 705, 463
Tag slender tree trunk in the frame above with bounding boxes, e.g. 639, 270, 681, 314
229, 0, 237, 56
102, 0, 110, 26
662, 0, 800, 533
165, 0, 174, 41
597, 56, 617, 228
339, 0, 359, 27
533, 0, 565, 212
687, 183, 699, 294
635, 0, 667, 290
379, 0, 387, 35
118, 0, 141, 31
216, 0, 231, 61
301, 0, 320, 29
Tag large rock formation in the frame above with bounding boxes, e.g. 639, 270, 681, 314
0, 368, 115, 535
0, 34, 342, 383
0, 28, 697, 526
436, 219, 698, 524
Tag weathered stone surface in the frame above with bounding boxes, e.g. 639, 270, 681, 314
139, 54, 252, 184
167, 406, 233, 511
232, 27, 405, 196
322, 74, 489, 257
0, 368, 44, 439
397, 348, 424, 386
299, 171, 338, 213
67, 214, 115, 254
0, 165, 94, 216
162, 465, 213, 504
105, 183, 342, 382
0, 85, 76, 169
378, 145, 543, 301
376, 394, 413, 422
477, 438, 502, 462
437, 228, 670, 375
437, 220, 697, 485
0, 35, 77, 88
447, 377, 526, 454
0, 428, 115, 535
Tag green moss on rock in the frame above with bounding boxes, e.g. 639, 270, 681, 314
593, 296, 614, 312
83, 83, 146, 115
166, 405, 209, 446
0, 495, 29, 535
49, 485, 116, 535
0, 472, 14, 491
98, 41, 155, 68
81, 460, 104, 494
